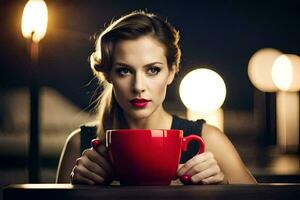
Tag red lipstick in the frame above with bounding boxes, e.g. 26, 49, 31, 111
130, 98, 150, 108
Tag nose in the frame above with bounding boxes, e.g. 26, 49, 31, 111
132, 72, 146, 94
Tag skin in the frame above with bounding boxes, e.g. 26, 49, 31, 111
56, 36, 257, 184
108, 36, 175, 129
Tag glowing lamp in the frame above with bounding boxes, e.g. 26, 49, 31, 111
21, 0, 48, 42
272, 54, 300, 92
179, 68, 226, 113
248, 48, 282, 92
21, 0, 48, 182
272, 54, 300, 151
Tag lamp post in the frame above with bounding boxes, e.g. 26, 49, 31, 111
21, 0, 48, 183
248, 48, 282, 147
272, 54, 300, 152
248, 49, 300, 153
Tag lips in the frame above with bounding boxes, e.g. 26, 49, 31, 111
130, 98, 150, 108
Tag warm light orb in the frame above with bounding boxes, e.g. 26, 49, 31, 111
272, 55, 293, 91
272, 54, 300, 92
248, 48, 282, 92
179, 68, 226, 113
21, 0, 48, 42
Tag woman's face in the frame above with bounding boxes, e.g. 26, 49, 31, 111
108, 36, 175, 120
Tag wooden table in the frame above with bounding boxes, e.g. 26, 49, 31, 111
3, 183, 300, 200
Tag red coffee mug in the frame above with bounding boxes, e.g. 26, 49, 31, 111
105, 129, 205, 185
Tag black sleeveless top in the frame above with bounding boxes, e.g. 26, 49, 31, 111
80, 115, 205, 163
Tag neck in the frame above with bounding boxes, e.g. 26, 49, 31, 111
124, 106, 172, 129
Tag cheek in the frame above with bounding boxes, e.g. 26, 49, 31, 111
112, 77, 129, 91
112, 81, 129, 101
149, 78, 168, 96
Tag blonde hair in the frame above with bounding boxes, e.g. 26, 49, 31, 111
90, 11, 181, 138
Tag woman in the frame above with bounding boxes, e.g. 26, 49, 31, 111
56, 11, 257, 185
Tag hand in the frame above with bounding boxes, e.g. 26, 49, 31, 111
177, 152, 226, 184
70, 139, 114, 185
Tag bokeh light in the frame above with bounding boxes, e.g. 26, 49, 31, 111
179, 68, 226, 113
248, 48, 282, 92
21, 0, 48, 42
272, 54, 300, 92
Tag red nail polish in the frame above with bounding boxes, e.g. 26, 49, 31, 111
180, 175, 192, 185
91, 139, 101, 149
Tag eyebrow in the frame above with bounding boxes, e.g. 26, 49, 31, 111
113, 62, 163, 69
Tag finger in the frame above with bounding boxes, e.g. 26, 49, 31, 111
180, 175, 193, 185
184, 159, 217, 176
71, 171, 95, 185
91, 139, 102, 149
82, 149, 113, 176
91, 139, 108, 157
177, 152, 213, 176
201, 173, 224, 185
75, 164, 105, 184
190, 165, 221, 183
177, 152, 212, 176
177, 164, 184, 172
79, 156, 110, 179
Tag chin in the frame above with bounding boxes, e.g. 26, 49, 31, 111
125, 109, 153, 120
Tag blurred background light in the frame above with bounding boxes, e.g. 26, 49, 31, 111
248, 48, 282, 92
272, 55, 293, 91
179, 68, 226, 130
187, 108, 224, 131
179, 68, 226, 113
276, 91, 299, 151
272, 54, 300, 92
21, 0, 48, 42
21, 0, 48, 183
272, 54, 300, 152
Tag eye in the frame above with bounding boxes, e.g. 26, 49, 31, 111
116, 67, 131, 76
147, 66, 161, 75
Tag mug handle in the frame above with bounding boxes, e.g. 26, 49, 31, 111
181, 134, 205, 154
180, 134, 205, 184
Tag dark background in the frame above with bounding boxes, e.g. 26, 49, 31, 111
1, 0, 300, 111
0, 1, 300, 187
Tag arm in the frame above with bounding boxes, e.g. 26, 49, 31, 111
177, 123, 257, 184
201, 124, 257, 184
56, 129, 81, 183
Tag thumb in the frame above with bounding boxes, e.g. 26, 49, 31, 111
177, 164, 184, 171
91, 139, 108, 157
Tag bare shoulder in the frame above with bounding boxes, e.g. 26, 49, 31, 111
201, 123, 236, 154
65, 128, 81, 150
201, 123, 222, 136
201, 123, 238, 155
61, 128, 82, 161
56, 128, 81, 183
201, 123, 226, 143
